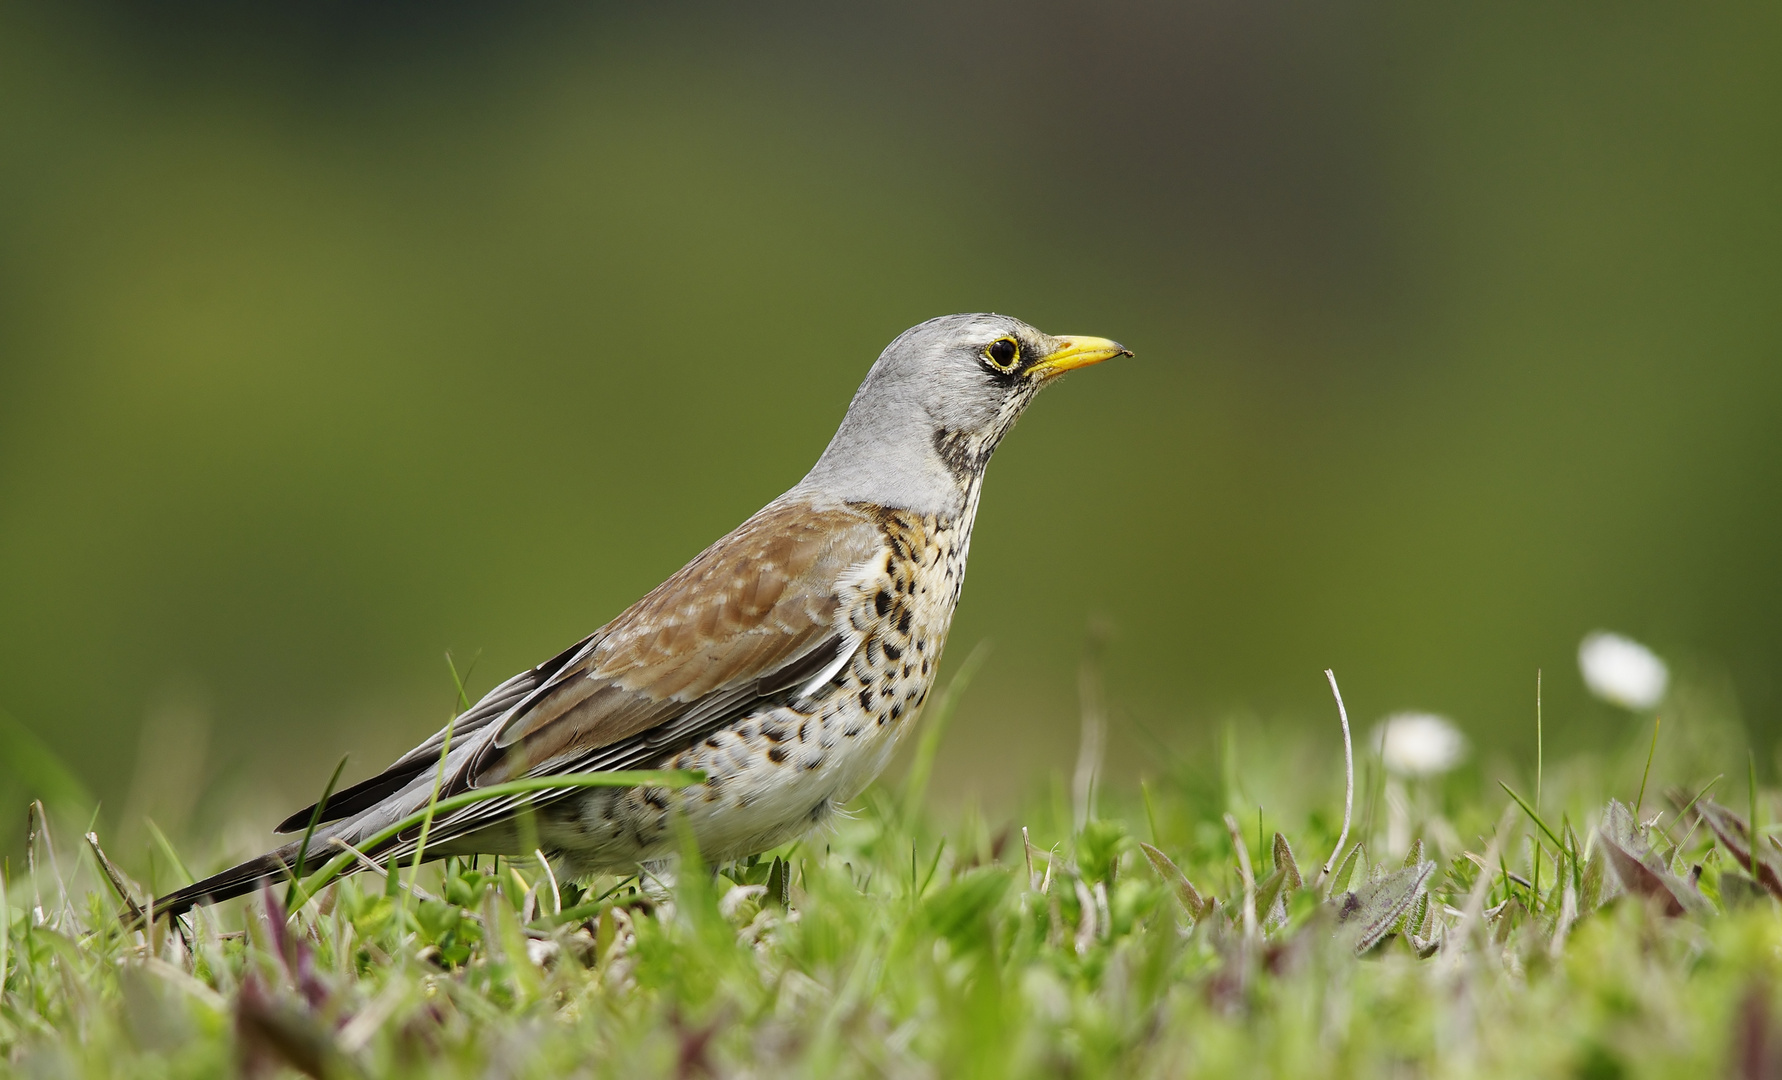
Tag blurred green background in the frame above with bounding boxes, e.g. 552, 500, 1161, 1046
2, 2, 1778, 849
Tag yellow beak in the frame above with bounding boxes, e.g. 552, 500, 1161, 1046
1027, 335, 1133, 380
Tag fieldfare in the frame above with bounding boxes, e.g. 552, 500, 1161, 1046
154, 313, 1129, 915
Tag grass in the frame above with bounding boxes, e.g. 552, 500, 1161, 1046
4, 668, 1782, 1078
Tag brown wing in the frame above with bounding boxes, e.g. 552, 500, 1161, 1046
469, 499, 883, 784
169, 499, 886, 908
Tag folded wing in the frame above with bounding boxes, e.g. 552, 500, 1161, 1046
154, 499, 883, 915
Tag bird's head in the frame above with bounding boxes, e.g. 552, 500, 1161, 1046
796, 313, 1131, 514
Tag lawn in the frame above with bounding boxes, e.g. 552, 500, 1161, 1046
3, 668, 1780, 1079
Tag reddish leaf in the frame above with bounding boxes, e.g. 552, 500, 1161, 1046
1597, 834, 1711, 916
1695, 801, 1782, 902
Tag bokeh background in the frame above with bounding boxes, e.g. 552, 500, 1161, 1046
2, 1, 1779, 852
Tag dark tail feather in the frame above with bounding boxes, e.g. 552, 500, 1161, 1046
149, 844, 302, 919
272, 760, 430, 834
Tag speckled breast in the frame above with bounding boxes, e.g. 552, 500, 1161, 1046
540, 505, 973, 873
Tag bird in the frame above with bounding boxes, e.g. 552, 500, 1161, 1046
151, 313, 1130, 917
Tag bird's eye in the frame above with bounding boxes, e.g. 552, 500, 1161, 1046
983, 337, 1021, 372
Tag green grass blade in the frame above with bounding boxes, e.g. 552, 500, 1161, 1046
446, 649, 479, 713
403, 713, 459, 925
1673, 774, 1725, 851
1635, 716, 1660, 818
142, 819, 196, 886
0, 869, 10, 989
1141, 781, 1160, 846
285, 754, 349, 911
1536, 668, 1543, 812
902, 640, 991, 820
918, 838, 947, 898
1750, 751, 1761, 882
1499, 781, 1565, 851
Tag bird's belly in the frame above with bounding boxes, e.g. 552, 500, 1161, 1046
539, 693, 916, 874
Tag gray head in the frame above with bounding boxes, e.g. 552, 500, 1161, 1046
793, 313, 1130, 515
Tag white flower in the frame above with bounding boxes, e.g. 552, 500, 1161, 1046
1578, 631, 1668, 710
1371, 712, 1467, 778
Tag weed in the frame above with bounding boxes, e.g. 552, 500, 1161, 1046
3, 672, 1781, 1077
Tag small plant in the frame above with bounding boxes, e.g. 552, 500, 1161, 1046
3, 663, 1781, 1077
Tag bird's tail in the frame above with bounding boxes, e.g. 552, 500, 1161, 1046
144, 743, 498, 921
148, 842, 306, 919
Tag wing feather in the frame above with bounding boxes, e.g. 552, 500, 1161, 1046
292, 499, 883, 856
473, 500, 881, 782
273, 632, 600, 833
159, 492, 893, 913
